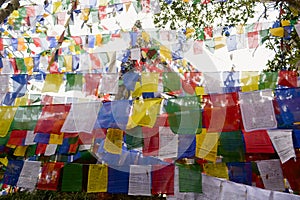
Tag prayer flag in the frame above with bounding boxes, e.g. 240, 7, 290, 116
17, 160, 41, 189
10, 105, 42, 130
34, 104, 71, 134
152, 165, 174, 195
259, 71, 278, 90
248, 31, 259, 49
178, 164, 202, 193
87, 164, 108, 193
128, 98, 162, 129
2, 160, 24, 186
61, 163, 83, 192
141, 72, 159, 93
65, 74, 83, 91
41, 74, 64, 93
83, 73, 101, 96
99, 73, 119, 94
242, 130, 275, 154
125, 126, 143, 150
164, 96, 201, 134
278, 70, 298, 88
128, 165, 152, 196
177, 134, 196, 159
239, 89, 277, 132
107, 165, 129, 194
158, 126, 178, 159
203, 162, 229, 179
104, 128, 123, 154
61, 102, 101, 133
227, 162, 252, 185
195, 129, 219, 162
0, 106, 18, 137
162, 72, 181, 92
37, 162, 64, 191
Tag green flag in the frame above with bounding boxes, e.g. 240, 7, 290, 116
163, 72, 181, 92
66, 74, 83, 91
259, 71, 278, 90
61, 163, 83, 192
10, 105, 42, 130
178, 164, 202, 193
125, 126, 143, 150
165, 96, 202, 134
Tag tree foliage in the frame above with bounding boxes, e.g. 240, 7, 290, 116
154, 0, 300, 71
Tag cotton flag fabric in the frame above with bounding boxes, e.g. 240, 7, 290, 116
246, 185, 271, 200
61, 163, 83, 192
177, 134, 196, 159
99, 73, 119, 94
61, 101, 101, 133
104, 128, 123, 154
34, 104, 71, 134
242, 130, 275, 154
17, 160, 41, 189
196, 129, 219, 162
256, 159, 285, 191
164, 96, 202, 134
158, 126, 178, 159
65, 73, 83, 91
201, 174, 222, 200
178, 164, 202, 193
267, 129, 295, 164
128, 98, 162, 129
2, 160, 24, 186
108, 165, 129, 194
162, 72, 181, 92
240, 71, 259, 92
128, 165, 152, 196
0, 106, 18, 137
10, 105, 42, 130
87, 164, 108, 193
151, 165, 175, 195
219, 181, 247, 200
203, 162, 229, 180
41, 74, 64, 93
141, 72, 159, 93
239, 89, 277, 132
203, 72, 223, 94
227, 162, 252, 185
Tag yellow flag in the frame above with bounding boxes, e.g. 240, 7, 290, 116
0, 106, 18, 137
214, 36, 226, 49
104, 128, 123, 154
0, 157, 8, 166
160, 45, 172, 62
53, 1, 62, 13
128, 98, 162, 129
132, 82, 142, 98
95, 34, 102, 46
49, 133, 64, 145
203, 162, 229, 179
142, 32, 150, 43
195, 86, 206, 95
196, 130, 219, 162
41, 74, 64, 93
99, 0, 108, 6
24, 57, 34, 75
14, 146, 28, 157
281, 20, 290, 27
81, 8, 90, 21
141, 72, 159, 92
14, 94, 29, 106
87, 164, 108, 193
18, 38, 27, 52
236, 24, 244, 34
64, 55, 73, 72
270, 27, 284, 37
241, 71, 259, 92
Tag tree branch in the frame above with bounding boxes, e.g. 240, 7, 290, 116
0, 0, 20, 24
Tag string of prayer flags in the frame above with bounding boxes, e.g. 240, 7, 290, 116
0, 106, 18, 137
256, 159, 285, 191
61, 102, 101, 133
87, 164, 108, 193
104, 128, 123, 154
178, 164, 202, 193
275, 88, 300, 128
164, 96, 202, 134
267, 129, 295, 164
34, 104, 71, 134
108, 165, 130, 194
242, 130, 275, 154
203, 162, 229, 179
195, 129, 219, 162
203, 92, 241, 132
151, 165, 175, 195
2, 160, 24, 186
61, 163, 83, 192
128, 165, 152, 196
128, 98, 162, 129
239, 89, 277, 132
218, 131, 245, 162
16, 160, 41, 189
10, 105, 42, 131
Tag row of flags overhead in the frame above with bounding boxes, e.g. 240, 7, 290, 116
2, 159, 300, 199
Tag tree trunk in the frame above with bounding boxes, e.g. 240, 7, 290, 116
0, 0, 20, 24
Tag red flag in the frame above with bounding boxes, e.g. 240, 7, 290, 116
151, 165, 175, 195
242, 129, 275, 154
278, 70, 298, 88
37, 162, 64, 191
